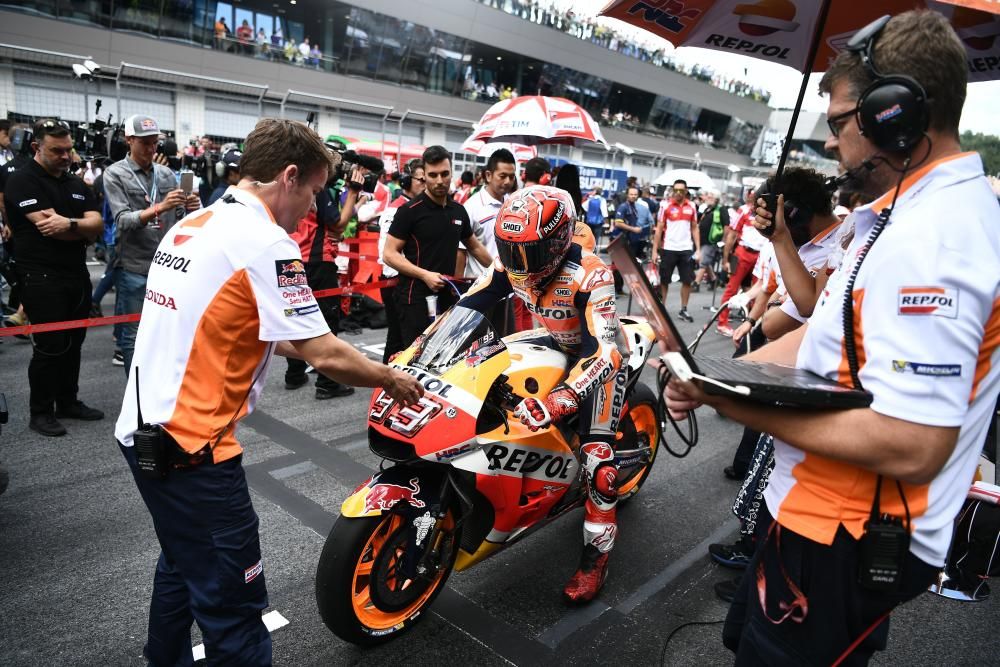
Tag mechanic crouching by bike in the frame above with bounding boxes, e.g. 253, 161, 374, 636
458, 185, 627, 603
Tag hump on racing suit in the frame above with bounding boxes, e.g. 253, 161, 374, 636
458, 242, 623, 402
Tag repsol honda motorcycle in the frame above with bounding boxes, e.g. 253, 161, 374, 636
316, 305, 662, 645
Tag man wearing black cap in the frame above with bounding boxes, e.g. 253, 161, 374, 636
207, 148, 242, 205
103, 115, 201, 372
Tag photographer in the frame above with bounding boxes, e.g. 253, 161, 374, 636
668, 12, 1000, 664
206, 148, 241, 205
5, 119, 103, 437
103, 115, 200, 372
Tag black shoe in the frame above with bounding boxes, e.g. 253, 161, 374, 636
285, 375, 308, 390
678, 308, 694, 323
29, 414, 67, 437
714, 576, 742, 603
111, 349, 125, 367
316, 383, 355, 400
55, 401, 104, 421
691, 282, 701, 293
708, 540, 752, 569
724, 465, 745, 481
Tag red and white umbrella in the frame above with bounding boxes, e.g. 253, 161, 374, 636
469, 96, 608, 147
459, 137, 538, 162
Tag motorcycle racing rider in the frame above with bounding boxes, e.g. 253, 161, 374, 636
458, 185, 626, 603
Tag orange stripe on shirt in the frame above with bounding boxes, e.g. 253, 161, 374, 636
970, 297, 1000, 402
837, 288, 867, 386
165, 269, 266, 463
900, 287, 946, 295
870, 152, 977, 213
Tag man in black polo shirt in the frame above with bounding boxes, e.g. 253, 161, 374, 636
384, 145, 492, 349
5, 119, 104, 436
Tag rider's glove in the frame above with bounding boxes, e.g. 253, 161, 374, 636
513, 385, 579, 432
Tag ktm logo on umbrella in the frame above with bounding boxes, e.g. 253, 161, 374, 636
733, 0, 800, 37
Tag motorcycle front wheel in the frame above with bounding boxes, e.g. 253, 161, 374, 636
615, 383, 663, 503
316, 507, 459, 646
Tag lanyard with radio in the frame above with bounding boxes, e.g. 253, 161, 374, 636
133, 166, 161, 229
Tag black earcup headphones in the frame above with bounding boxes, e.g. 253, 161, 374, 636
400, 170, 412, 192
846, 15, 929, 154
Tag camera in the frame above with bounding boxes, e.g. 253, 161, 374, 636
326, 140, 383, 194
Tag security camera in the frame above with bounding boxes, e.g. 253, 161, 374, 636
83, 60, 100, 74
72, 64, 93, 80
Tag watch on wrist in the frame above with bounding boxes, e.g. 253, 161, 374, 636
69, 217, 78, 231
747, 317, 757, 328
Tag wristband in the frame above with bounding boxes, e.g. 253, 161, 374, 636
747, 317, 757, 327
69, 217, 78, 231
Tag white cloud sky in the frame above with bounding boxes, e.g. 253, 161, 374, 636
556, 0, 998, 135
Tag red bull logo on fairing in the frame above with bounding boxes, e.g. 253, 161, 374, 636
363, 478, 426, 513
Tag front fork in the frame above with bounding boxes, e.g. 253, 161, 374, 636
397, 471, 470, 583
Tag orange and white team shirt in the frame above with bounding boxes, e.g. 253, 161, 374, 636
777, 221, 842, 323
731, 204, 766, 252
115, 187, 330, 463
764, 153, 1000, 567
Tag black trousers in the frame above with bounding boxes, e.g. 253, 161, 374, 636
17, 269, 91, 415
730, 326, 769, 475
381, 277, 403, 363
286, 262, 342, 390
396, 287, 459, 352
724, 505, 939, 666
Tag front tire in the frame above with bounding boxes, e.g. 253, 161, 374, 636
615, 383, 662, 503
316, 508, 459, 646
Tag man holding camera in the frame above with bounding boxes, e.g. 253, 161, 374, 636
103, 115, 201, 371
5, 119, 103, 436
668, 12, 1000, 664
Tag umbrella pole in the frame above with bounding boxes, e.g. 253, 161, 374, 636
772, 0, 833, 188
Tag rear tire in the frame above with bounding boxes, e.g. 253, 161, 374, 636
316, 508, 459, 646
616, 383, 662, 504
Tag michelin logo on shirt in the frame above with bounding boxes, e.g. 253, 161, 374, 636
892, 360, 962, 377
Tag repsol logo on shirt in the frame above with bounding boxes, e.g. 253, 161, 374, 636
151, 251, 191, 273
485, 443, 574, 481
897, 287, 958, 318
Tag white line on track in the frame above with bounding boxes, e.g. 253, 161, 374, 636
192, 610, 289, 660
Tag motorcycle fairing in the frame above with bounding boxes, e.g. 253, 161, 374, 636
341, 466, 446, 518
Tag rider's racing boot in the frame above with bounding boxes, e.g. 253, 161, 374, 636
564, 441, 618, 603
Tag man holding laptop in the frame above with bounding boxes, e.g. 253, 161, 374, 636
663, 11, 1000, 665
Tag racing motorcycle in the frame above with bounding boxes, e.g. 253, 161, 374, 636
315, 305, 663, 645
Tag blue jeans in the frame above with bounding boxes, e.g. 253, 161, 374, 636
119, 444, 271, 666
115, 269, 146, 372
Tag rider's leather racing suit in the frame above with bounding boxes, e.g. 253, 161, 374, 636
458, 243, 627, 581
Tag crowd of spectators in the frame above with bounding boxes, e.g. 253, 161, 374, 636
214, 18, 326, 69
477, 0, 771, 103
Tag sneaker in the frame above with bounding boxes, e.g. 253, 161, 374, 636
316, 383, 355, 400
55, 400, 105, 421
691, 282, 701, 293
677, 308, 694, 323
285, 375, 308, 390
563, 545, 610, 604
29, 414, 67, 437
716, 324, 734, 337
714, 576, 743, 603
112, 349, 124, 366
708, 539, 752, 569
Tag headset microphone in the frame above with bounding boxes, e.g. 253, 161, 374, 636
825, 157, 880, 192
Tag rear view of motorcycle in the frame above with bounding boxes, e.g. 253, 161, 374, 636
316, 307, 664, 645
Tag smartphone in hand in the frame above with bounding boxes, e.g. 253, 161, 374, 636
180, 172, 194, 196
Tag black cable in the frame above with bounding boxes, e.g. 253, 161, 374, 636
659, 619, 726, 666
656, 361, 698, 457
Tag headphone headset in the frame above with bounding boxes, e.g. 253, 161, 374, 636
400, 168, 413, 192
846, 15, 929, 154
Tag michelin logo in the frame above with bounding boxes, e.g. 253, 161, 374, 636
892, 360, 961, 377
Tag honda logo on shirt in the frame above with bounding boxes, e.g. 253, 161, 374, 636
897, 286, 958, 318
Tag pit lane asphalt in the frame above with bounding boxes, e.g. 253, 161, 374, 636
0, 265, 996, 666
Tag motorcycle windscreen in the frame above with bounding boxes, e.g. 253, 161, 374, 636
410, 306, 500, 373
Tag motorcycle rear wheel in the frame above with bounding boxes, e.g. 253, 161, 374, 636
615, 383, 662, 502
316, 507, 459, 646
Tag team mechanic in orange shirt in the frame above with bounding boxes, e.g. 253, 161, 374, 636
667, 12, 1000, 665
115, 119, 422, 666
